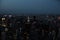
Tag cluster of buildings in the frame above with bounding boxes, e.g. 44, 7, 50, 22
0, 14, 60, 40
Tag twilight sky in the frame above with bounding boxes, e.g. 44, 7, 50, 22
0, 0, 60, 15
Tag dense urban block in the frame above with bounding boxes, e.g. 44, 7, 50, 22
0, 15, 60, 40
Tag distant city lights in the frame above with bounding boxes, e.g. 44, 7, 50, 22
2, 18, 5, 21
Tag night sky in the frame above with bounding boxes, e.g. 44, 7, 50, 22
0, 0, 60, 15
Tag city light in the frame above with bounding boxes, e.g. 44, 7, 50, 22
2, 24, 6, 27
4, 15, 7, 17
9, 15, 12, 18
5, 28, 8, 32
2, 18, 5, 21
27, 16, 30, 22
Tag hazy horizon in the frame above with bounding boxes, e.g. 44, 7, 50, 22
0, 0, 60, 15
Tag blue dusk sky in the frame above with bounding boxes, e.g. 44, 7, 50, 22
0, 0, 60, 15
